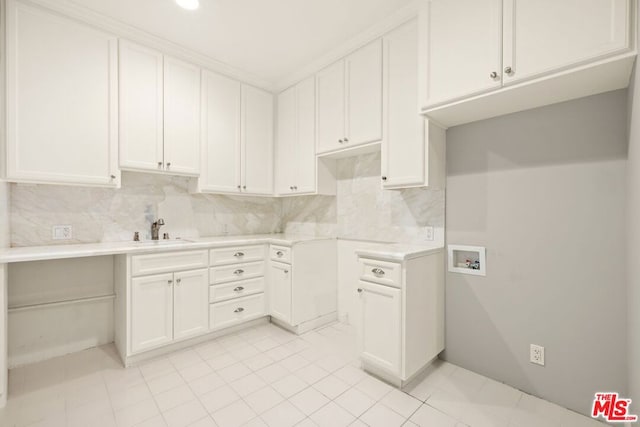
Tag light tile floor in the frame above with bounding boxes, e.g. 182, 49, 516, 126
0, 321, 606, 427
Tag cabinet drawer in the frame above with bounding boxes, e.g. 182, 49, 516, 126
359, 258, 402, 288
210, 261, 264, 284
131, 250, 208, 276
209, 245, 264, 266
209, 293, 265, 330
209, 277, 265, 303
270, 245, 291, 264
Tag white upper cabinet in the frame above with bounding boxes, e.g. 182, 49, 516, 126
419, 0, 503, 108
6, 1, 119, 187
316, 39, 383, 155
502, 0, 631, 85
119, 42, 200, 176
275, 76, 317, 195
199, 71, 242, 193
119, 41, 164, 172
346, 39, 383, 146
419, 0, 634, 119
163, 57, 201, 175
242, 85, 274, 195
316, 61, 345, 154
196, 78, 274, 195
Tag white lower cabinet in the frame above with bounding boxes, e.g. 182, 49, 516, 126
131, 273, 174, 353
267, 240, 337, 333
359, 281, 402, 376
130, 268, 208, 354
208, 246, 267, 331
173, 269, 209, 340
356, 250, 445, 386
269, 262, 292, 324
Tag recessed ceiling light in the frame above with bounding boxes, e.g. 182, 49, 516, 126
176, 0, 199, 10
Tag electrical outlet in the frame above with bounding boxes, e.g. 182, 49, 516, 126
530, 344, 545, 366
52, 225, 72, 240
425, 226, 434, 241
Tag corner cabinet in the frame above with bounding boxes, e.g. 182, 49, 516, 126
356, 250, 445, 387
5, 1, 119, 187
194, 73, 274, 196
119, 41, 200, 176
316, 39, 383, 155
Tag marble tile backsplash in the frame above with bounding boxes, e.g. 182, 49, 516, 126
9, 152, 444, 247
283, 152, 445, 244
10, 172, 281, 247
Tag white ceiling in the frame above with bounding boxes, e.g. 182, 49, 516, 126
68, 0, 415, 84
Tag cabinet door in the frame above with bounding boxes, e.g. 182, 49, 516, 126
131, 273, 174, 353
295, 76, 317, 194
359, 281, 401, 376
119, 41, 164, 173
316, 60, 345, 154
6, 2, 118, 187
382, 19, 426, 188
174, 269, 209, 340
346, 39, 383, 146
164, 56, 201, 176
200, 70, 241, 193
269, 262, 292, 324
275, 86, 297, 195
241, 85, 274, 195
503, 0, 631, 85
419, 0, 503, 109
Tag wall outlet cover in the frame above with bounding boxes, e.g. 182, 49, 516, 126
530, 344, 545, 366
52, 225, 72, 240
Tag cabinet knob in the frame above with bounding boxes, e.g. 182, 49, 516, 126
504, 66, 513, 75
338, 139, 344, 144
371, 268, 385, 276
234, 307, 244, 313
176, 278, 181, 285
381, 176, 387, 181
290, 186, 294, 190
243, 185, 246, 190
234, 252, 245, 257
237, 185, 241, 190
166, 162, 171, 168
489, 71, 498, 79
110, 174, 116, 179
168, 279, 173, 285
357, 288, 363, 293
233, 286, 244, 292
293, 186, 298, 190
343, 138, 349, 143
276, 251, 284, 257
158, 162, 163, 168
284, 270, 289, 274
233, 269, 244, 275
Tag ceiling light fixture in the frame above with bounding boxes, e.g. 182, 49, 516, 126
176, 0, 199, 10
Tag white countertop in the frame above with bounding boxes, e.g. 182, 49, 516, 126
355, 242, 444, 261
0, 234, 335, 263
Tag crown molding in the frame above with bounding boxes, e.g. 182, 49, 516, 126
14, 0, 276, 91
273, 0, 422, 92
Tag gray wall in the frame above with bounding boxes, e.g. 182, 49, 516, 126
444, 90, 628, 416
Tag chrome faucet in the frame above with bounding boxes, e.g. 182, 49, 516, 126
151, 218, 165, 240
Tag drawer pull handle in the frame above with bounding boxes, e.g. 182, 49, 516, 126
233, 286, 244, 292
371, 268, 385, 276
234, 307, 244, 313
233, 269, 244, 275
276, 251, 284, 257
357, 288, 363, 293
234, 252, 244, 257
